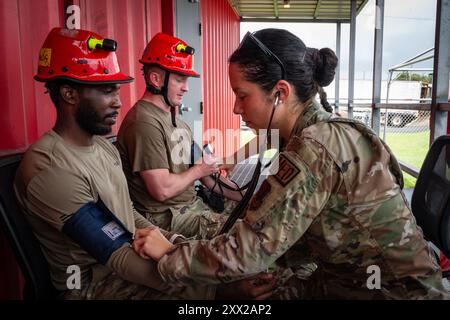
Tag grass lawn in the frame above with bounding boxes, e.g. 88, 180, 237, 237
241, 129, 429, 189
385, 130, 429, 188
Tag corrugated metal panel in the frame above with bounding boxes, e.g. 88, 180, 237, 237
228, 0, 369, 21
74, 0, 162, 134
201, 0, 241, 158
0, 0, 161, 156
161, 0, 174, 35
0, 0, 162, 299
0, 0, 63, 299
0, 0, 61, 156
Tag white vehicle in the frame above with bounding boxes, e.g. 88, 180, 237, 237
349, 109, 418, 127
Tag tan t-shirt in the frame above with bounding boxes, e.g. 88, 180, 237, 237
14, 130, 152, 291
117, 100, 196, 215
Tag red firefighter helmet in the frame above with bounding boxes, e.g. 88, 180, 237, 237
140, 33, 200, 78
34, 27, 133, 84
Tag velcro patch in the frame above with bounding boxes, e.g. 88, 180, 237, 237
102, 221, 125, 240
274, 154, 300, 187
38, 48, 51, 67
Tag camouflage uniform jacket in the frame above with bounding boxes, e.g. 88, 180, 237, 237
157, 101, 449, 299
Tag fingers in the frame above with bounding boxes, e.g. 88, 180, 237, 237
219, 163, 235, 173
132, 229, 162, 256
132, 228, 174, 261
203, 154, 219, 167
255, 272, 275, 282
194, 157, 220, 177
247, 272, 274, 284
245, 272, 278, 300
132, 238, 151, 260
134, 226, 157, 240
250, 278, 278, 297
249, 272, 273, 280
253, 290, 274, 301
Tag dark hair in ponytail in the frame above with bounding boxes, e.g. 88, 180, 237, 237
229, 28, 338, 112
317, 86, 333, 113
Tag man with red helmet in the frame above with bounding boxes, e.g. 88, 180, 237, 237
117, 33, 242, 240
14, 28, 275, 300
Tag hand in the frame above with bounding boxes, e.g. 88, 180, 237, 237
215, 272, 278, 300
219, 163, 236, 176
194, 153, 220, 178
132, 227, 174, 261
134, 227, 158, 241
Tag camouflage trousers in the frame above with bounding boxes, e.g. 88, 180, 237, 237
145, 197, 236, 240
270, 266, 450, 300
61, 272, 213, 300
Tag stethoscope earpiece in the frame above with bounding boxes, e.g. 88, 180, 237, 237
274, 91, 281, 108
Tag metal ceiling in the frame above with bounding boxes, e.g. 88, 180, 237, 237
227, 0, 369, 22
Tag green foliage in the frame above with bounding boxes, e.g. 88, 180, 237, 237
394, 72, 433, 84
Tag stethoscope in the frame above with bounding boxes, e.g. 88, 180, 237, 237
218, 92, 281, 234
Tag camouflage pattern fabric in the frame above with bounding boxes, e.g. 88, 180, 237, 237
61, 272, 204, 300
156, 101, 450, 299
145, 197, 234, 240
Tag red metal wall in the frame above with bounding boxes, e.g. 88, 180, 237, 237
201, 0, 240, 158
0, 0, 63, 299
0, 0, 239, 156
0, 0, 161, 157
0, 0, 162, 299
0, 0, 240, 299
0, 0, 61, 156
161, 0, 174, 35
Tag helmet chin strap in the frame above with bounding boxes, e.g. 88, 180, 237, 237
145, 70, 178, 127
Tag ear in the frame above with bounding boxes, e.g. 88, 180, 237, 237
147, 69, 163, 88
273, 80, 291, 103
59, 85, 80, 106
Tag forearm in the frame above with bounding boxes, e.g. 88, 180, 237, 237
157, 166, 323, 287
162, 167, 201, 199
200, 175, 242, 201
106, 244, 216, 299
133, 210, 184, 243
133, 209, 153, 229
145, 167, 201, 202
157, 221, 269, 286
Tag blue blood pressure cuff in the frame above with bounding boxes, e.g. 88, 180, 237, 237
62, 199, 133, 265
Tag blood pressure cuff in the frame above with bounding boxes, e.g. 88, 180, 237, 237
62, 199, 133, 265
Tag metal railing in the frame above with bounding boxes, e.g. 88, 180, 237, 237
239, 100, 450, 183
333, 100, 448, 182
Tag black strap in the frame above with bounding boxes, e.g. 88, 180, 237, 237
218, 106, 276, 235
145, 70, 177, 127
218, 160, 262, 234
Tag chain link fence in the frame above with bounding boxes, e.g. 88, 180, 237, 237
239, 97, 431, 189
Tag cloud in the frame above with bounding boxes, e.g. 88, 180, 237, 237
240, 0, 437, 80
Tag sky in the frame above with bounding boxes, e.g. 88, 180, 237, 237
240, 0, 437, 81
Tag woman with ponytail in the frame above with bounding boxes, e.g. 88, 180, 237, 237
134, 29, 449, 300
